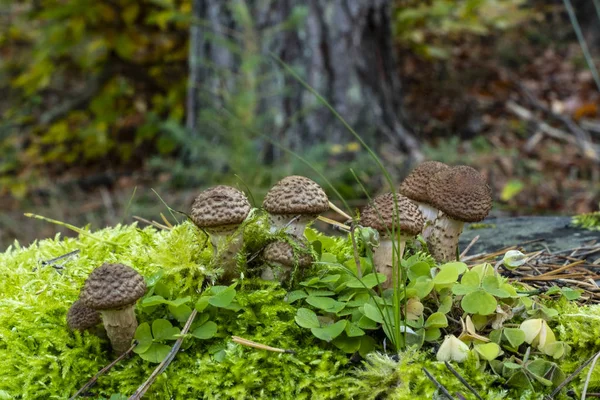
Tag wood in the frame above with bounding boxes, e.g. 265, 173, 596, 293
186, 0, 422, 161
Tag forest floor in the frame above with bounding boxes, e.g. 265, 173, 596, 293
1, 12, 599, 250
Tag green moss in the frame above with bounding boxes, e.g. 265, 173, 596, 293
572, 210, 600, 231
1, 218, 599, 398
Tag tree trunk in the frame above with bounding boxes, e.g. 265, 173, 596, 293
187, 0, 422, 162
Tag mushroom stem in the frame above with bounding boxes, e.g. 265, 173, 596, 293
207, 227, 244, 281
427, 212, 465, 263
100, 305, 138, 354
372, 237, 407, 289
416, 202, 439, 240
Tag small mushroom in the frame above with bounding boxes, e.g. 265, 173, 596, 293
399, 161, 450, 239
261, 238, 313, 283
426, 166, 492, 262
67, 299, 101, 332
360, 193, 424, 289
80, 263, 146, 354
262, 176, 329, 237
191, 185, 251, 280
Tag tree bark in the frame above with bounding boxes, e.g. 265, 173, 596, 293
187, 0, 423, 162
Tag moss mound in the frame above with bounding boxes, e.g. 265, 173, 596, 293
0, 218, 599, 399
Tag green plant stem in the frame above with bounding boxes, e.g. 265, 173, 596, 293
24, 213, 121, 247
563, 0, 600, 92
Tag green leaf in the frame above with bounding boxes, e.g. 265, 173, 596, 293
133, 322, 153, 354
346, 273, 387, 289
359, 335, 376, 358
440, 261, 468, 275
191, 321, 218, 340
410, 277, 434, 299
362, 303, 385, 324
501, 179, 524, 201
474, 342, 502, 361
138, 343, 171, 363
166, 296, 191, 307
195, 296, 210, 312
286, 290, 308, 303
505, 370, 533, 390
305, 296, 345, 313
152, 319, 180, 341
461, 290, 497, 315
345, 321, 365, 337
169, 304, 193, 323
504, 328, 526, 348
320, 274, 341, 283
424, 312, 448, 329
357, 315, 379, 330
295, 308, 320, 329
407, 261, 431, 281
305, 288, 335, 297
141, 295, 169, 307
154, 281, 170, 298
209, 285, 236, 308
332, 334, 361, 353
311, 320, 347, 342
561, 287, 581, 301
433, 264, 459, 286
438, 294, 453, 314
482, 276, 511, 298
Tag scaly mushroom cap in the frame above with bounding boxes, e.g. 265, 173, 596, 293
427, 165, 492, 222
360, 193, 424, 236
67, 299, 101, 331
263, 239, 313, 268
262, 176, 329, 215
80, 263, 146, 310
191, 185, 251, 229
400, 161, 450, 204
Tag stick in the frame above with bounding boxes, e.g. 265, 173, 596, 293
232, 336, 295, 354
582, 348, 600, 399
316, 215, 351, 231
422, 367, 455, 400
459, 235, 480, 260
128, 310, 198, 400
24, 213, 121, 247
547, 349, 600, 398
328, 201, 352, 221
70, 341, 138, 400
444, 362, 483, 400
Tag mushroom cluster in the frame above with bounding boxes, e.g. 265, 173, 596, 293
399, 162, 492, 263
360, 192, 424, 288
69, 263, 146, 354
189, 176, 330, 285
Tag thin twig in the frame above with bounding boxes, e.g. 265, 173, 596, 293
132, 216, 171, 230
444, 361, 483, 400
459, 235, 480, 260
128, 310, 198, 400
422, 367, 455, 400
232, 336, 295, 354
328, 201, 352, 221
547, 348, 600, 398
350, 223, 363, 279
582, 349, 600, 399
70, 341, 138, 400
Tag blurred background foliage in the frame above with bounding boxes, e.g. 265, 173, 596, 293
0, 0, 599, 248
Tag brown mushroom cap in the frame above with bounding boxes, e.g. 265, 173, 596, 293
400, 161, 450, 204
427, 165, 492, 222
263, 239, 313, 268
262, 176, 329, 215
360, 193, 424, 236
191, 185, 251, 228
67, 299, 101, 331
80, 263, 146, 310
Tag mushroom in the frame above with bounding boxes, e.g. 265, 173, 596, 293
262, 176, 329, 237
399, 161, 450, 239
261, 238, 313, 283
80, 263, 146, 353
67, 299, 101, 332
191, 185, 251, 280
360, 193, 424, 288
426, 165, 492, 263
